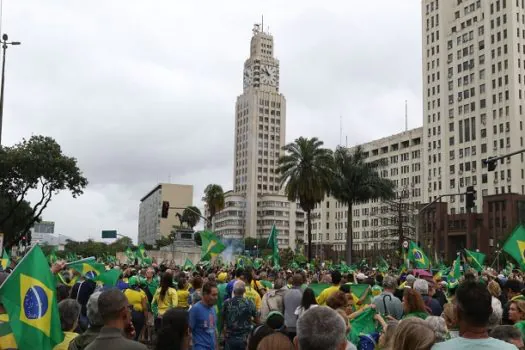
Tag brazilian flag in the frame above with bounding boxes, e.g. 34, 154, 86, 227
407, 241, 430, 269
0, 249, 10, 270
200, 231, 226, 261
68, 259, 105, 280
0, 245, 63, 350
503, 224, 525, 270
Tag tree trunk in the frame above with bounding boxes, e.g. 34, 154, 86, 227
345, 204, 353, 264
307, 209, 312, 262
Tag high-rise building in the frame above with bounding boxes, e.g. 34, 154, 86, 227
422, 0, 525, 216
138, 183, 193, 244
214, 24, 304, 249
309, 128, 424, 259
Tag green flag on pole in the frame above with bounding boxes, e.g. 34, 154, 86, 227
407, 241, 430, 269
68, 258, 105, 280
449, 255, 461, 280
464, 249, 485, 271
95, 269, 120, 287
267, 224, 280, 268
503, 224, 525, 270
0, 245, 64, 350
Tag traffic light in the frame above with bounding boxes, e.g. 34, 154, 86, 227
161, 201, 170, 218
466, 186, 476, 210
483, 156, 497, 171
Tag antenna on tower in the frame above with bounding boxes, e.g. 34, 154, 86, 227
405, 100, 408, 131
339, 115, 343, 146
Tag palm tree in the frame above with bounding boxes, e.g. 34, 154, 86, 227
182, 206, 201, 228
331, 145, 396, 264
277, 137, 333, 262
202, 184, 225, 230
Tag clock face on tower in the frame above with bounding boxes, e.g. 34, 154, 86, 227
260, 64, 278, 86
243, 67, 253, 88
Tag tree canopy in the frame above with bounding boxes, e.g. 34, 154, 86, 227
202, 184, 225, 229
0, 135, 88, 247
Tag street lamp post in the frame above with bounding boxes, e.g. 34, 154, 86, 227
0, 34, 21, 146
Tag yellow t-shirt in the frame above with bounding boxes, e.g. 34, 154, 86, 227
153, 287, 178, 316
177, 289, 190, 308
244, 286, 262, 311
124, 289, 147, 312
53, 331, 78, 350
316, 285, 340, 305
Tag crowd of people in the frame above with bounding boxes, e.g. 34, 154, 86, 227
2, 259, 525, 350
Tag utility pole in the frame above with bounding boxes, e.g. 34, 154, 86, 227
0, 33, 20, 145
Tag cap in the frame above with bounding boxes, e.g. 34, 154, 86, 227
406, 274, 416, 283
356, 273, 366, 280
128, 276, 138, 286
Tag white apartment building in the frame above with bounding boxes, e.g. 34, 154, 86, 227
138, 183, 193, 245
422, 0, 525, 215
310, 128, 424, 256
213, 24, 304, 249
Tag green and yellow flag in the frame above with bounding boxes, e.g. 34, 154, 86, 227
200, 231, 226, 261
503, 224, 525, 270
183, 258, 194, 271
0, 245, 64, 350
95, 269, 120, 287
407, 241, 430, 269
464, 249, 486, 271
0, 249, 10, 270
68, 258, 105, 280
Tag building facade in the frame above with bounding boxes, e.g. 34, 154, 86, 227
422, 0, 525, 217
309, 128, 424, 260
138, 183, 193, 245
214, 24, 305, 249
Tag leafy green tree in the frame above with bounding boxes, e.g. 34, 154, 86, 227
202, 184, 225, 229
0, 136, 88, 248
182, 206, 201, 228
277, 137, 333, 262
0, 193, 35, 244
194, 231, 202, 246
331, 146, 396, 264
155, 236, 173, 249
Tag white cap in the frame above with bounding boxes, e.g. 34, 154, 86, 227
356, 273, 366, 280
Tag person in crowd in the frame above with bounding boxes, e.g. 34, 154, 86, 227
222, 280, 259, 350
244, 270, 263, 312
176, 276, 191, 309
256, 332, 294, 350
294, 287, 318, 319
372, 275, 403, 320
502, 279, 524, 325
317, 271, 342, 306
488, 295, 504, 331
226, 268, 245, 300
425, 316, 448, 343
432, 281, 517, 349
441, 303, 459, 339
123, 276, 148, 340
85, 288, 147, 350
432, 281, 447, 308
283, 273, 303, 341
54, 299, 81, 350
152, 272, 178, 331
190, 276, 203, 305
71, 273, 97, 332
377, 319, 398, 350
68, 292, 104, 350
189, 281, 219, 350
390, 317, 436, 350
508, 299, 525, 340
265, 311, 285, 331
295, 306, 348, 350
261, 278, 287, 321
413, 279, 442, 316
402, 288, 429, 319
246, 325, 274, 350
154, 308, 190, 350
490, 325, 524, 348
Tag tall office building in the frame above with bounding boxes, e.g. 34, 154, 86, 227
138, 183, 193, 244
422, 0, 525, 215
214, 24, 304, 248
309, 128, 424, 258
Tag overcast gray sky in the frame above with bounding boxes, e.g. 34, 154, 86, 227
3, 0, 422, 242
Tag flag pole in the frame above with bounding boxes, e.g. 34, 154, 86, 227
66, 257, 96, 266
0, 244, 38, 289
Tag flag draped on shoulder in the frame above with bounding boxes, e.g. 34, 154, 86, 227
200, 231, 226, 261
503, 224, 525, 270
407, 241, 430, 269
0, 245, 64, 350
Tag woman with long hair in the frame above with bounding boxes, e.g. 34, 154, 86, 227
389, 317, 435, 350
152, 272, 178, 331
155, 308, 190, 350
295, 288, 318, 319
402, 288, 429, 320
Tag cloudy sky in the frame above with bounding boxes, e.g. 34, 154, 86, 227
3, 0, 422, 242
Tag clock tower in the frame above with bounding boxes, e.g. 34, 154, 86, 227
232, 24, 287, 238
